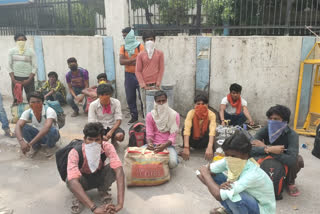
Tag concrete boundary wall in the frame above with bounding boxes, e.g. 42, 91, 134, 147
0, 36, 311, 123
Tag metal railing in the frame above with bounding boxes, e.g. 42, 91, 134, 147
130, 0, 320, 36
0, 0, 106, 36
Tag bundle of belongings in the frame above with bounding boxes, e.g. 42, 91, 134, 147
124, 147, 170, 186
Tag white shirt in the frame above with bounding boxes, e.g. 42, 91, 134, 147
20, 106, 58, 130
221, 96, 248, 115
88, 98, 122, 129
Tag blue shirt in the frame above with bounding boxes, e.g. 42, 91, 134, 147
210, 158, 276, 214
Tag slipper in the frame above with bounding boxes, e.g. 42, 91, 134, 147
99, 190, 113, 204
287, 184, 300, 197
70, 199, 84, 214
210, 207, 228, 214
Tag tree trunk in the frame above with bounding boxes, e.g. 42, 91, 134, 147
195, 0, 202, 34
144, 7, 153, 28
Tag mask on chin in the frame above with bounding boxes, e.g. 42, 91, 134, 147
70, 65, 78, 71
84, 142, 102, 173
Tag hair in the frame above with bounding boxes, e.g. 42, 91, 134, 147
229, 83, 242, 93
48, 71, 58, 79
222, 130, 252, 154
266, 105, 291, 123
14, 33, 27, 41
122, 27, 132, 34
27, 91, 44, 103
83, 122, 104, 138
154, 90, 167, 101
97, 83, 113, 96
194, 93, 208, 104
142, 31, 156, 42
67, 57, 77, 64
97, 73, 107, 80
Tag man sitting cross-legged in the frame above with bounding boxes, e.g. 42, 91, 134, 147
142, 90, 180, 169
197, 131, 275, 214
66, 122, 125, 214
15, 91, 60, 157
88, 84, 125, 145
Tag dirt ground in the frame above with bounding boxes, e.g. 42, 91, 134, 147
0, 96, 319, 214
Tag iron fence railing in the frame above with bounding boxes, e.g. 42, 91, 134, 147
0, 0, 106, 36
130, 0, 320, 36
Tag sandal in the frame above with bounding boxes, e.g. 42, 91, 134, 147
210, 207, 228, 214
287, 184, 300, 197
101, 193, 113, 204
70, 199, 84, 214
4, 129, 15, 138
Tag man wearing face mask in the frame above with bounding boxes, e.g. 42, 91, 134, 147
135, 31, 164, 116
197, 131, 275, 214
41, 71, 66, 105
66, 122, 125, 214
88, 84, 125, 145
65, 57, 89, 117
15, 91, 60, 158
181, 93, 217, 161
120, 27, 145, 124
141, 90, 180, 169
8, 33, 37, 104
251, 105, 304, 199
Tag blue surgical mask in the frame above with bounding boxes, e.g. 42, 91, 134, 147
268, 120, 287, 144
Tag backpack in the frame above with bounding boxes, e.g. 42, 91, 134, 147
258, 156, 288, 200
128, 122, 146, 147
29, 100, 66, 129
312, 123, 320, 159
55, 139, 106, 182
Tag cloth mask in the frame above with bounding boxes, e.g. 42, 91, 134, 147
268, 120, 287, 144
16, 41, 26, 54
124, 29, 140, 57
145, 41, 155, 59
225, 156, 248, 182
192, 104, 209, 140
151, 101, 178, 134
100, 95, 111, 114
70, 65, 78, 71
84, 142, 102, 173
98, 80, 107, 85
30, 103, 43, 122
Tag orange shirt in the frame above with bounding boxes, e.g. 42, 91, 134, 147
119, 44, 145, 73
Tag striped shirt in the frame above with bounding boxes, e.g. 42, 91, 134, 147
8, 47, 37, 77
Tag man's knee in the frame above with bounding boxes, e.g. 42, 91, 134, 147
47, 128, 60, 147
168, 159, 178, 169
66, 94, 74, 103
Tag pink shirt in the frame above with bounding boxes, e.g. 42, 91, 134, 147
145, 112, 180, 146
67, 141, 122, 181
135, 49, 164, 88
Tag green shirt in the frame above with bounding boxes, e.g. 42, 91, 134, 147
210, 159, 276, 214
8, 47, 37, 77
251, 126, 299, 167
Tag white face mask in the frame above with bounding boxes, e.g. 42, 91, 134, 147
84, 142, 102, 173
16, 41, 26, 54
145, 41, 155, 59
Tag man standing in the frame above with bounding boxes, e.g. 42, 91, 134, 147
251, 105, 304, 199
65, 57, 89, 117
8, 33, 37, 104
198, 131, 275, 214
219, 83, 254, 126
41, 71, 66, 105
88, 84, 125, 145
15, 91, 60, 157
135, 31, 164, 115
143, 90, 179, 169
181, 94, 216, 161
120, 27, 144, 124
66, 122, 125, 214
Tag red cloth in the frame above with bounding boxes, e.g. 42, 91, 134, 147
14, 83, 23, 104
227, 94, 242, 115
102, 104, 112, 114
192, 105, 209, 140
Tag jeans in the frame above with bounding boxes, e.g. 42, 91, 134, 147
66, 87, 86, 112
0, 92, 10, 131
22, 124, 60, 149
213, 173, 260, 214
141, 144, 178, 169
125, 72, 142, 119
43, 90, 66, 105
224, 111, 247, 126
